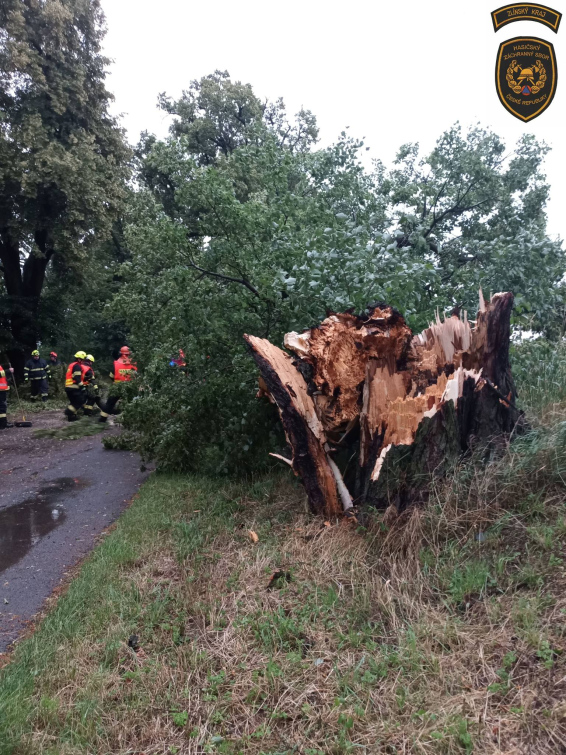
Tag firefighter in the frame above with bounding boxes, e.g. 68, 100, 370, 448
24, 349, 50, 402
169, 349, 188, 375
169, 349, 186, 368
82, 354, 101, 416
99, 346, 137, 423
0, 362, 15, 430
64, 351, 88, 421
48, 351, 64, 398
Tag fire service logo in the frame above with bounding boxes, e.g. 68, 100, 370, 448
495, 37, 557, 120
491, 4, 562, 33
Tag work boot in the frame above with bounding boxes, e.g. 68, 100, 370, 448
0, 418, 13, 430
42, 395, 48, 403
64, 407, 78, 422
98, 415, 107, 423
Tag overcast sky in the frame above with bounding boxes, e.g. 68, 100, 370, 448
100, 0, 564, 239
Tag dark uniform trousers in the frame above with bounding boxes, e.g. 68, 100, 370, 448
103, 395, 120, 415
83, 370, 102, 416
65, 387, 86, 418
0, 390, 7, 429
30, 378, 49, 401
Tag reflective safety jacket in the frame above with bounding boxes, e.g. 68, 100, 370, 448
83, 367, 99, 395
0, 364, 9, 392
65, 361, 86, 388
24, 358, 50, 382
111, 358, 137, 382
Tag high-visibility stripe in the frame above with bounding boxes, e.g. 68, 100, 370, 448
0, 365, 8, 391
113, 358, 137, 382
65, 362, 87, 387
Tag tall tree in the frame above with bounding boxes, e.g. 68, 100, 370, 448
136, 70, 318, 218
111, 75, 564, 474
0, 0, 130, 371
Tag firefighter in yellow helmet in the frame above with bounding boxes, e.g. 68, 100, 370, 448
64, 351, 88, 421
82, 354, 102, 416
24, 349, 50, 402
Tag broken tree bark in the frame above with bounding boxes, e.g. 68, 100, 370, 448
244, 292, 522, 518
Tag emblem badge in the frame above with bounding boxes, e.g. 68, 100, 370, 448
495, 37, 558, 120
492, 4, 562, 33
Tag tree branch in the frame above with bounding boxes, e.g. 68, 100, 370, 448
186, 252, 260, 297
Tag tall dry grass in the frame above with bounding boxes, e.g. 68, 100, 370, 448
1, 339, 566, 754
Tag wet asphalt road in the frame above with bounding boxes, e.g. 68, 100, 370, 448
0, 417, 150, 653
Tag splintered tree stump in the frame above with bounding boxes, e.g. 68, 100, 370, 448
244, 291, 522, 518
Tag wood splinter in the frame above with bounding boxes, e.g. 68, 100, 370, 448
245, 291, 521, 518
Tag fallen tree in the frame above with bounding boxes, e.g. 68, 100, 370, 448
244, 291, 523, 518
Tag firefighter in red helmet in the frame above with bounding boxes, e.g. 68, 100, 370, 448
99, 346, 137, 422
48, 351, 64, 398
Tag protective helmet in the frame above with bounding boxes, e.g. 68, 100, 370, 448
74, 350, 87, 360
120, 346, 130, 355
86, 354, 95, 363
50, 351, 57, 358
31, 349, 40, 356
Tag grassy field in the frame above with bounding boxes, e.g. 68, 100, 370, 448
1, 343, 566, 754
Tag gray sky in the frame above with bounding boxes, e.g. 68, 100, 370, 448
101, 0, 564, 238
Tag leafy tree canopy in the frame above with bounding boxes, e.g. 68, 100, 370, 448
110, 73, 565, 473
0, 0, 130, 366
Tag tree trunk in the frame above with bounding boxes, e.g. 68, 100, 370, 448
245, 292, 523, 518
0, 230, 52, 378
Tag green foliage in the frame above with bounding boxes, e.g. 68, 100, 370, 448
37, 221, 130, 372
512, 338, 566, 416
110, 74, 565, 473
382, 126, 565, 331
0, 0, 130, 359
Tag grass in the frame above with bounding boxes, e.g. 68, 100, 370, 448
1, 340, 565, 754
1, 425, 566, 753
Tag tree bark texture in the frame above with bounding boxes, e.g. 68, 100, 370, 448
245, 292, 522, 518
0, 232, 52, 376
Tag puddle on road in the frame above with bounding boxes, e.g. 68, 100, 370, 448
0, 477, 87, 573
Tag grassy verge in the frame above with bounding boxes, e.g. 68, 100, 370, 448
2, 412, 566, 754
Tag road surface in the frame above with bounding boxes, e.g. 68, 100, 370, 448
0, 410, 151, 653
